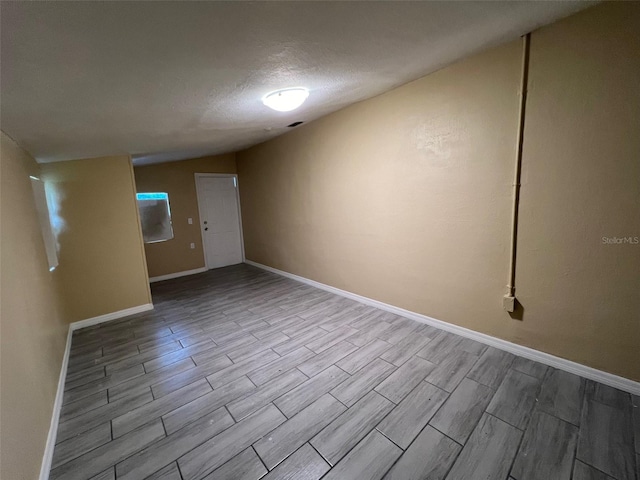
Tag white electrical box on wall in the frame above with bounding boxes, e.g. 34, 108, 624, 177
503, 295, 516, 312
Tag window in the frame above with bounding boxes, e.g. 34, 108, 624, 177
136, 192, 174, 243
30, 176, 59, 271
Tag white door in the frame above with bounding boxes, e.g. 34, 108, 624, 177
196, 175, 244, 269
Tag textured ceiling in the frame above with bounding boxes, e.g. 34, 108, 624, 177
1, 1, 593, 165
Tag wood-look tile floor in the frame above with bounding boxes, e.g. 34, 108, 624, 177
51, 264, 639, 480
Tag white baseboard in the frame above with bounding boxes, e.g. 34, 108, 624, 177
40, 302, 155, 479
245, 259, 640, 396
38, 327, 72, 480
70, 303, 154, 331
149, 267, 208, 283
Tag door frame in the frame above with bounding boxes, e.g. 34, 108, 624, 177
194, 173, 246, 269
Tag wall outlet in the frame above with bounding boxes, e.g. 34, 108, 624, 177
188, 217, 193, 224
503, 295, 516, 312
190, 243, 195, 249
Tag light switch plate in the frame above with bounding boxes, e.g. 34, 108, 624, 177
188, 217, 193, 224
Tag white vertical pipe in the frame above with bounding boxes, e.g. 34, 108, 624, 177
506, 33, 531, 298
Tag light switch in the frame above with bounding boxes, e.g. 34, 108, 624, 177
190, 243, 195, 249
188, 217, 193, 224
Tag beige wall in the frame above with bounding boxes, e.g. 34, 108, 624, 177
134, 154, 236, 278
516, 2, 640, 378
237, 2, 640, 381
0, 132, 68, 480
42, 156, 151, 322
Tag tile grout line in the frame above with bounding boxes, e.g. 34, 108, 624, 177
428, 422, 465, 447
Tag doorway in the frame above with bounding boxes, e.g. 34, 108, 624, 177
195, 173, 244, 269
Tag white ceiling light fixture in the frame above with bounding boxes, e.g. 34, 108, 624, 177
262, 87, 309, 112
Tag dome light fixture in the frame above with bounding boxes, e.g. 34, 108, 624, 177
262, 87, 309, 112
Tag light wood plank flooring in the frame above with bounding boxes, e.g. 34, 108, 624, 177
51, 264, 639, 480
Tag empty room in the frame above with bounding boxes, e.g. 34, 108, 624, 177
1, 1, 639, 480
